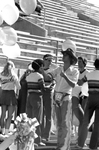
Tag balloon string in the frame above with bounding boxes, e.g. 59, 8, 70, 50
19, 16, 30, 22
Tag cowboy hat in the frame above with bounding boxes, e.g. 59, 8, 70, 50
61, 39, 77, 65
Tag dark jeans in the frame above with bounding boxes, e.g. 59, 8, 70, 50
26, 92, 43, 144
72, 96, 84, 135
78, 93, 99, 149
41, 89, 53, 139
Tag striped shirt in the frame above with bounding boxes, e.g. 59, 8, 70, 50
26, 72, 44, 93
86, 70, 99, 93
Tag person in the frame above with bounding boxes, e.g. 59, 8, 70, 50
17, 63, 32, 116
77, 58, 99, 150
41, 54, 57, 142
21, 59, 47, 147
0, 60, 21, 135
72, 56, 89, 138
35, 0, 44, 16
41, 39, 79, 150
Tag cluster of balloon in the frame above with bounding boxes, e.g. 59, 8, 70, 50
0, 0, 37, 59
0, 26, 21, 59
0, 0, 19, 25
0, 0, 21, 59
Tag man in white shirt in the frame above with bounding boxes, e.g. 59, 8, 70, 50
41, 39, 79, 150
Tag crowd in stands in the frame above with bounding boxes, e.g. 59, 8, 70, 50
0, 39, 99, 150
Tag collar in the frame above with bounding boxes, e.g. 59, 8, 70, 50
62, 65, 73, 72
80, 69, 86, 74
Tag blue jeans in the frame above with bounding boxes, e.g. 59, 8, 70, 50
78, 93, 99, 149
55, 100, 72, 150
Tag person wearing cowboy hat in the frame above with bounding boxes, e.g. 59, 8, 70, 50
40, 39, 79, 150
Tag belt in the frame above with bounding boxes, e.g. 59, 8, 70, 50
54, 91, 70, 107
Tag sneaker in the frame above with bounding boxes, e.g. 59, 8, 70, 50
51, 130, 56, 135
71, 144, 83, 149
34, 143, 38, 148
42, 138, 49, 142
38, 142, 46, 146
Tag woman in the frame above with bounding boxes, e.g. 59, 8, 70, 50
41, 39, 79, 150
0, 60, 21, 135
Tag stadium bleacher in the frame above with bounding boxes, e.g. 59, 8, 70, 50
1, 0, 99, 150
0, 0, 99, 73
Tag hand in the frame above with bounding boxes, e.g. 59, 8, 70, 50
39, 67, 44, 74
25, 69, 31, 75
77, 79, 83, 86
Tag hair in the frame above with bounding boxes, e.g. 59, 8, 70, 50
43, 54, 53, 60
67, 55, 75, 65
32, 59, 44, 71
78, 56, 87, 67
94, 58, 99, 69
1, 61, 15, 76
62, 48, 77, 65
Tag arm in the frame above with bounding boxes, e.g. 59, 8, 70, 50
60, 72, 75, 87
60, 69, 79, 88
40, 69, 52, 82
13, 75, 21, 90
38, 78, 46, 92
20, 69, 31, 84
77, 76, 87, 86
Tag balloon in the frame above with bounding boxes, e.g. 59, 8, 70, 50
62, 39, 76, 53
19, 0, 37, 15
2, 43, 20, 59
1, 4, 19, 25
0, 13, 3, 25
81, 82, 89, 97
0, 28, 6, 44
2, 26, 17, 46
0, 0, 15, 11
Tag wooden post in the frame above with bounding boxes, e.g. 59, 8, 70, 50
43, 8, 46, 29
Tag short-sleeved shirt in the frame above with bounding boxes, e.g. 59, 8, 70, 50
26, 72, 44, 93
48, 66, 79, 94
0, 73, 19, 91
79, 69, 89, 80
44, 63, 58, 88
86, 70, 99, 93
